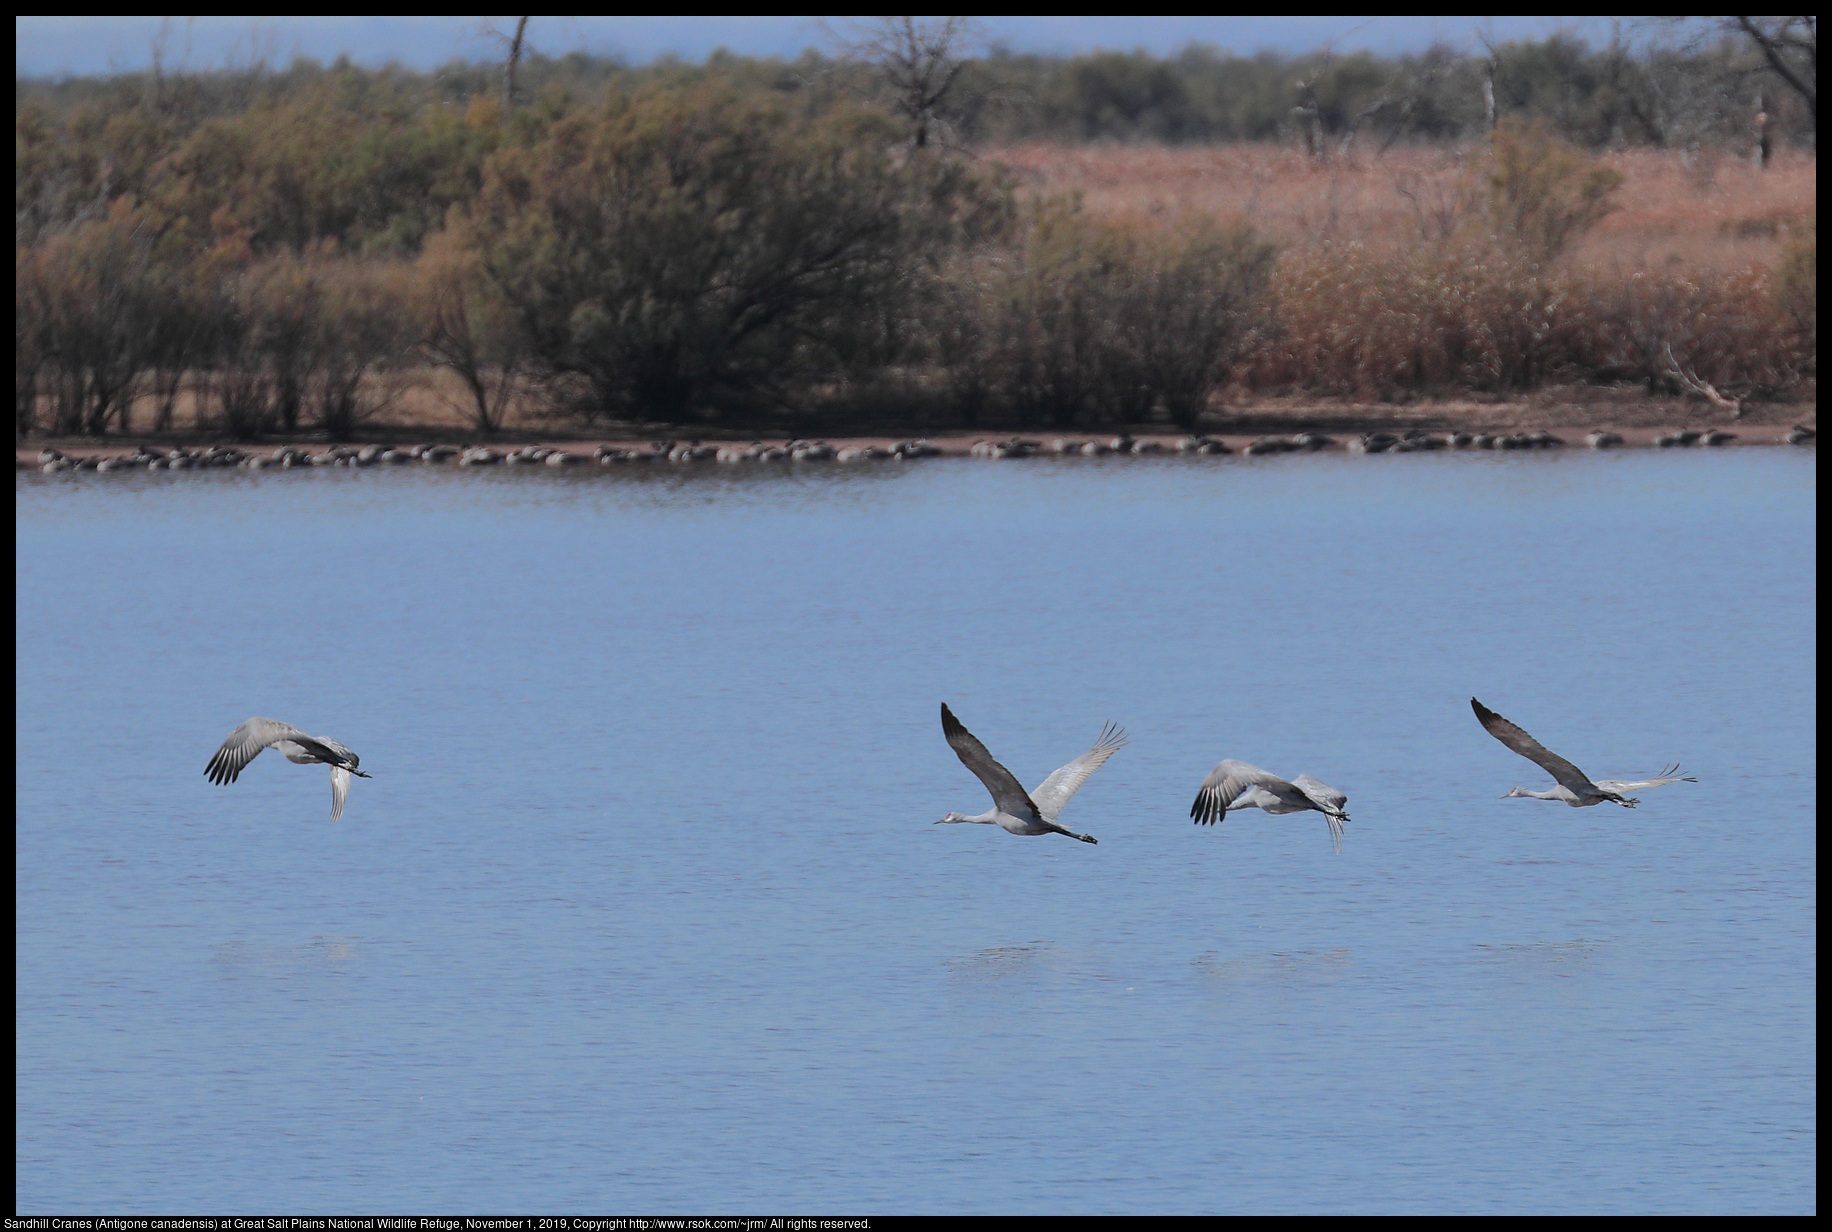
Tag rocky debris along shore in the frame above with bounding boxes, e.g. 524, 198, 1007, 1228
23, 424, 1815, 474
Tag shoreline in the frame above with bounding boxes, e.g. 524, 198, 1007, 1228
20, 392, 1815, 468
20, 421, 1816, 470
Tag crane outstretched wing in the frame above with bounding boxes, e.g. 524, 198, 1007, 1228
1030, 722, 1128, 821
942, 704, 1042, 819
1470, 698, 1599, 793
1596, 764, 1697, 792
205, 717, 308, 784
1191, 760, 1284, 825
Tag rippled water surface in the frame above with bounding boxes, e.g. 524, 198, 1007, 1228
16, 449, 1816, 1213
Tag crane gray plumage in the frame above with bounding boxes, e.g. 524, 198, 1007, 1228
205, 717, 371, 822
937, 703, 1126, 844
1190, 760, 1350, 852
1470, 697, 1694, 808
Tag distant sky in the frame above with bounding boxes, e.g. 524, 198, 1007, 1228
16, 16, 1662, 79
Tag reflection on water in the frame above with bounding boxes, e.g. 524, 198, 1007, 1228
1473, 938, 1601, 962
213, 935, 359, 970
15, 449, 1815, 1213
1470, 938, 1608, 984
947, 942, 1056, 981
1192, 947, 1353, 984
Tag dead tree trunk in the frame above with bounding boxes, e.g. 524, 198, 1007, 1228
503, 17, 528, 108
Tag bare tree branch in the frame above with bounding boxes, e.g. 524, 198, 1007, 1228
1663, 342, 1743, 418
1735, 15, 1817, 116
480, 17, 531, 107
828, 16, 985, 149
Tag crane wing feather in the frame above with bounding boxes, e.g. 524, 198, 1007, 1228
1291, 774, 1350, 852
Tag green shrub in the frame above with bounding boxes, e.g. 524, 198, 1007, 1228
1101, 218, 1275, 427
1475, 118, 1622, 262
937, 203, 1273, 428
465, 84, 1005, 423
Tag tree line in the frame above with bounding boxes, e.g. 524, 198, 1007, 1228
20, 24, 1816, 163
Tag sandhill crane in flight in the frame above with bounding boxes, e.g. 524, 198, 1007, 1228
936, 703, 1126, 845
1470, 697, 1694, 807
206, 717, 371, 822
1190, 761, 1351, 852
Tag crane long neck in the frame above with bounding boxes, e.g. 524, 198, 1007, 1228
939, 809, 1001, 824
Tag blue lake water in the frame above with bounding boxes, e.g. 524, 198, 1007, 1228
16, 449, 1816, 1213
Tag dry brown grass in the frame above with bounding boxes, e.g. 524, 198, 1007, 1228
991, 142, 1816, 271
988, 141, 1814, 409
